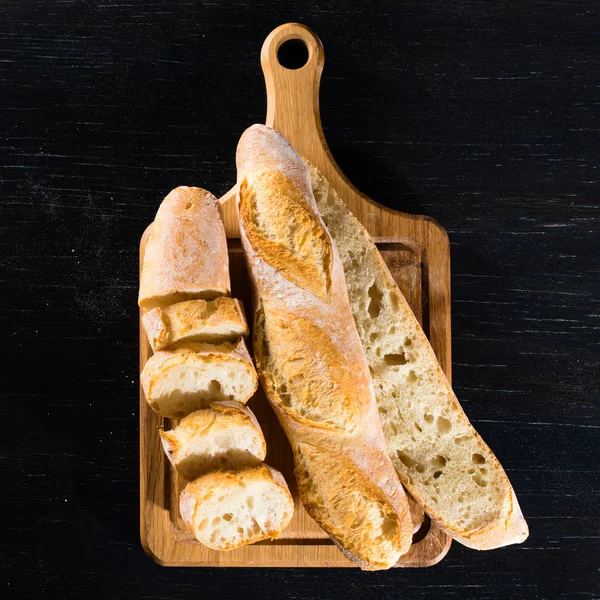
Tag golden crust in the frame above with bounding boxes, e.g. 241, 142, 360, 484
294, 442, 411, 570
254, 304, 361, 432
142, 297, 249, 351
138, 186, 230, 309
239, 171, 332, 301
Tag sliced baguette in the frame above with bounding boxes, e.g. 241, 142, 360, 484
141, 339, 258, 419
139, 186, 230, 309
309, 162, 528, 550
143, 297, 249, 352
180, 464, 294, 550
160, 400, 266, 480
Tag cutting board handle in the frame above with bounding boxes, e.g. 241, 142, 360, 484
258, 23, 373, 218
261, 23, 327, 163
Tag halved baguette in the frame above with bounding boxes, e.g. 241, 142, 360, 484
139, 186, 230, 309
160, 400, 266, 479
141, 339, 258, 419
180, 464, 294, 550
309, 162, 529, 550
143, 297, 249, 352
236, 125, 413, 570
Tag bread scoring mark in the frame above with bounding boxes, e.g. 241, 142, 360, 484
239, 170, 332, 301
294, 442, 402, 569
253, 304, 361, 432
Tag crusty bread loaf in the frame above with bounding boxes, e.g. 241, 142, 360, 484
160, 400, 266, 479
139, 186, 230, 309
236, 124, 413, 570
143, 297, 249, 352
309, 162, 529, 550
141, 339, 258, 419
180, 464, 294, 550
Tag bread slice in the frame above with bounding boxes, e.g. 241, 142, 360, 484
139, 186, 230, 309
180, 464, 294, 550
309, 162, 529, 550
141, 339, 258, 419
160, 401, 266, 480
143, 297, 249, 352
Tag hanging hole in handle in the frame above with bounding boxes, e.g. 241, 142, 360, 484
277, 38, 309, 70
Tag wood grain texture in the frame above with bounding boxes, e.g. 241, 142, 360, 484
1, 1, 598, 598
140, 25, 452, 564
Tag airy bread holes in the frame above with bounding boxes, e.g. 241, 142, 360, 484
406, 370, 418, 384
208, 379, 222, 394
383, 352, 407, 366
431, 455, 447, 469
472, 474, 488, 487
396, 450, 425, 473
472, 453, 486, 465
368, 284, 383, 318
436, 416, 452, 434
198, 518, 208, 531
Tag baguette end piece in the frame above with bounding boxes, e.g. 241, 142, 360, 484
454, 488, 529, 550
138, 186, 230, 309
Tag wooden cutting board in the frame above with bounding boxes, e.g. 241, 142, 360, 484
140, 22, 452, 568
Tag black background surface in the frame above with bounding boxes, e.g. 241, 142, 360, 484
1, 2, 599, 599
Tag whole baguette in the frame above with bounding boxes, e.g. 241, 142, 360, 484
309, 162, 529, 550
236, 124, 413, 570
139, 186, 230, 309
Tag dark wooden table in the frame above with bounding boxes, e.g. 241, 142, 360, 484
2, 2, 598, 598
